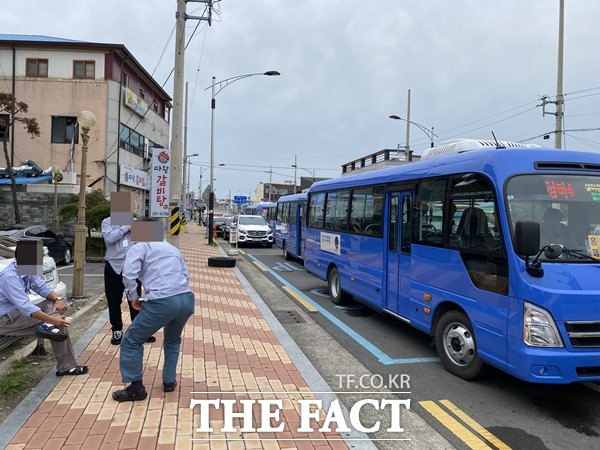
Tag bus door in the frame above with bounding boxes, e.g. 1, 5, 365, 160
385, 192, 412, 316
296, 202, 304, 257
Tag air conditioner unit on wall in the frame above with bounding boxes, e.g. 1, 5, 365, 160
59, 171, 77, 184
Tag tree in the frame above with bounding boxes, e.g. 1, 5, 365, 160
0, 93, 41, 224
59, 189, 110, 237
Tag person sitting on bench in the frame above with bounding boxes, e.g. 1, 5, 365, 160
0, 240, 87, 376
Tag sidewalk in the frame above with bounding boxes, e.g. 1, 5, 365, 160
2, 223, 366, 449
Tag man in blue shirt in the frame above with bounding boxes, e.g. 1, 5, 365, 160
0, 245, 87, 376
112, 222, 194, 402
101, 216, 155, 345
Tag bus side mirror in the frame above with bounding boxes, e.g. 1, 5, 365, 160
514, 220, 540, 257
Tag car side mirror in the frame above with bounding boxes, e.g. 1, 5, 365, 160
57, 234, 65, 239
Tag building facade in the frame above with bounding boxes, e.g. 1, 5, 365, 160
0, 34, 171, 216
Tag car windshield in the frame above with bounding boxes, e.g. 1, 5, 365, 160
214, 217, 229, 224
239, 216, 267, 225
506, 174, 600, 261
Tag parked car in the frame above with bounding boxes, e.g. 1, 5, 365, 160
221, 217, 233, 240
0, 225, 73, 265
233, 215, 273, 247
213, 216, 231, 238
0, 236, 67, 306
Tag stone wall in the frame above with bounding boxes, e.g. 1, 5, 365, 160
0, 190, 76, 236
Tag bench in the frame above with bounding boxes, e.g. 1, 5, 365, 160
0, 335, 23, 351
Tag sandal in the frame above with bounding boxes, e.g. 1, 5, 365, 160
36, 323, 68, 342
56, 365, 88, 376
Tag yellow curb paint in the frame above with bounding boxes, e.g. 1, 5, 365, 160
252, 260, 268, 271
419, 400, 492, 450
439, 400, 511, 450
282, 285, 318, 313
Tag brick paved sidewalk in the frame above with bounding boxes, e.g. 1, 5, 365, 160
4, 224, 356, 450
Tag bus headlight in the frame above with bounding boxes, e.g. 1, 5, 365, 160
523, 302, 564, 347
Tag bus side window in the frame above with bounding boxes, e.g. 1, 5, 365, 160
401, 195, 412, 253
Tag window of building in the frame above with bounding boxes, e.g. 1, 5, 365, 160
73, 60, 95, 79
26, 58, 48, 77
0, 114, 9, 140
121, 72, 129, 87
119, 123, 145, 157
51, 117, 79, 144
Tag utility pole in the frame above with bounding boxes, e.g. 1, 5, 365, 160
168, 0, 212, 246
555, 0, 565, 149
182, 81, 189, 220
268, 166, 273, 202
540, 0, 565, 149
405, 88, 411, 163
294, 155, 297, 194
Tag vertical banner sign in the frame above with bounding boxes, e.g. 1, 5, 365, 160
150, 148, 172, 217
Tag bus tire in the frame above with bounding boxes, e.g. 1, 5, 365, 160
283, 242, 292, 260
207, 257, 236, 268
328, 267, 350, 305
435, 310, 483, 380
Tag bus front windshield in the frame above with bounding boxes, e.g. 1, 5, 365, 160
506, 174, 600, 261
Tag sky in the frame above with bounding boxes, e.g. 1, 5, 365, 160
4, 0, 600, 201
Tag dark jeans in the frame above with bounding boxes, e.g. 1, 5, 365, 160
104, 261, 141, 332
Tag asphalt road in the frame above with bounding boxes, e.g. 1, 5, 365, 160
56, 260, 106, 301
228, 239, 600, 450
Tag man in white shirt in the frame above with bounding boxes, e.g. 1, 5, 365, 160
112, 221, 194, 402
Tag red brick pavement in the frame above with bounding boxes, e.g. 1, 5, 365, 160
6, 224, 350, 450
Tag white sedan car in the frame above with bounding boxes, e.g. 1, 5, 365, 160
0, 236, 67, 305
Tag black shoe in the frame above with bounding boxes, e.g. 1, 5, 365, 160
56, 365, 88, 376
145, 335, 156, 343
163, 381, 177, 392
36, 323, 68, 342
111, 330, 123, 345
112, 384, 147, 402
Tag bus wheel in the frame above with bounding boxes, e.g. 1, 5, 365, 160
328, 267, 350, 305
435, 310, 483, 380
283, 242, 291, 260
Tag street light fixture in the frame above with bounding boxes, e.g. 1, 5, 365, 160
389, 115, 438, 157
72, 110, 96, 299
207, 70, 280, 244
182, 153, 199, 212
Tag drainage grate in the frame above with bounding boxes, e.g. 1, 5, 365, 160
273, 310, 306, 324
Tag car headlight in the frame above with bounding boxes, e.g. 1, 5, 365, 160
239, 227, 247, 235
523, 302, 564, 347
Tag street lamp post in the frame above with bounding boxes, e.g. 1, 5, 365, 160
182, 153, 199, 215
207, 70, 280, 244
72, 110, 96, 299
389, 115, 437, 161
50, 167, 63, 233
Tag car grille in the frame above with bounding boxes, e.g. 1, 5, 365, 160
564, 321, 600, 347
248, 231, 267, 237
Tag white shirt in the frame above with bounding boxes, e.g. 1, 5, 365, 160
122, 241, 190, 301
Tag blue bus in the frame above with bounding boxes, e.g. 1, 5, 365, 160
255, 202, 277, 230
275, 192, 308, 260
304, 139, 600, 383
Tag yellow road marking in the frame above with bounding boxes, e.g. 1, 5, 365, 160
282, 285, 318, 313
238, 249, 246, 255
440, 400, 511, 450
419, 401, 491, 450
252, 260, 268, 271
